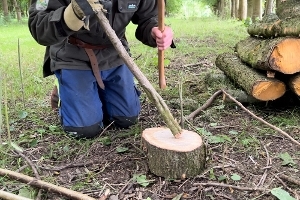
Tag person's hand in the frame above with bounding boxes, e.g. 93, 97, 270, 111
64, 0, 103, 31
151, 26, 174, 51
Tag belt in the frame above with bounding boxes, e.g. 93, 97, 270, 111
68, 36, 108, 89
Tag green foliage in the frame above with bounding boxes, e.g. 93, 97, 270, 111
278, 152, 296, 167
166, 0, 182, 16
132, 174, 151, 187
271, 188, 296, 200
230, 173, 241, 181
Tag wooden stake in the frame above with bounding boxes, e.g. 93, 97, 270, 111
158, 0, 166, 89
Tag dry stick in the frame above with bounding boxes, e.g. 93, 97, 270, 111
193, 182, 268, 192
273, 174, 295, 195
95, 10, 181, 136
17, 38, 25, 109
0, 168, 96, 200
256, 145, 271, 188
0, 190, 32, 200
40, 159, 103, 171
278, 174, 300, 187
186, 90, 223, 121
15, 151, 43, 200
221, 89, 300, 147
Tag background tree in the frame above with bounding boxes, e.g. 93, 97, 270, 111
13, 0, 22, 22
238, 0, 247, 20
165, 0, 182, 16
247, 0, 253, 20
252, 0, 262, 21
264, 0, 274, 15
2, 0, 10, 22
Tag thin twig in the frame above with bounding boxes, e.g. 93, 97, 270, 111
193, 182, 268, 192
186, 90, 223, 121
221, 90, 300, 147
179, 78, 184, 128
40, 160, 104, 171
279, 174, 300, 186
18, 38, 25, 109
14, 151, 42, 200
256, 144, 271, 188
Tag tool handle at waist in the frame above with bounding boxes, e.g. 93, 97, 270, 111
158, 0, 166, 89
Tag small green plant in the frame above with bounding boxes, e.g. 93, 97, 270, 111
271, 187, 296, 200
132, 174, 151, 187
278, 152, 296, 167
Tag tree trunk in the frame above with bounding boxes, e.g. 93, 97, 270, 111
231, 0, 236, 18
235, 0, 239, 19
252, 0, 262, 21
142, 127, 206, 179
264, 0, 274, 15
276, 0, 300, 20
2, 0, 9, 22
238, 0, 247, 20
236, 36, 300, 74
247, 0, 253, 19
216, 53, 286, 101
288, 73, 300, 96
12, 0, 22, 22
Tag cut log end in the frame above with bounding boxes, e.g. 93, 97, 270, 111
142, 127, 206, 179
252, 80, 286, 101
289, 74, 300, 96
270, 38, 300, 74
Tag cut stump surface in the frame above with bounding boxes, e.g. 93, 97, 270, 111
142, 127, 206, 179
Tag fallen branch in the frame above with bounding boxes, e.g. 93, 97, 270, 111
0, 168, 96, 200
187, 89, 300, 147
193, 182, 268, 192
221, 90, 300, 147
279, 174, 300, 187
0, 190, 32, 200
186, 90, 223, 121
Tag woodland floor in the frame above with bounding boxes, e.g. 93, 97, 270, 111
2, 37, 300, 200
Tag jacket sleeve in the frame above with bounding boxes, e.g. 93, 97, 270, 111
132, 0, 158, 47
28, 0, 76, 46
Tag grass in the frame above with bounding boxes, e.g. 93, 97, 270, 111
1, 17, 300, 199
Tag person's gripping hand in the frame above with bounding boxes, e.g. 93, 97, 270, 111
64, 0, 103, 31
151, 26, 174, 51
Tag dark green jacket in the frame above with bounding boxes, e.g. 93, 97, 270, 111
28, 0, 158, 77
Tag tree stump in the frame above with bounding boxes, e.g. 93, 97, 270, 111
142, 127, 206, 179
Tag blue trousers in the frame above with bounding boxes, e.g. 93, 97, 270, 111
55, 64, 141, 138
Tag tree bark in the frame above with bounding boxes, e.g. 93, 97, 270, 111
2, 0, 9, 22
236, 36, 300, 74
12, 0, 22, 22
252, 0, 262, 21
247, 0, 253, 19
288, 73, 300, 96
276, 0, 300, 20
247, 14, 300, 38
264, 0, 274, 15
238, 0, 247, 20
231, 0, 236, 18
216, 53, 286, 101
235, 0, 239, 19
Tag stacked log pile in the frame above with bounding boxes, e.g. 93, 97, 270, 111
215, 0, 300, 101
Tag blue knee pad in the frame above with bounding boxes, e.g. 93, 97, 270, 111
55, 64, 141, 138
